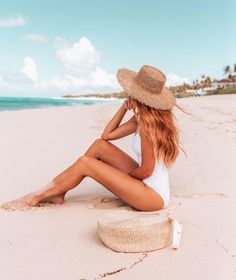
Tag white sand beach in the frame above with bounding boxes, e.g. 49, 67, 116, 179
0, 94, 235, 280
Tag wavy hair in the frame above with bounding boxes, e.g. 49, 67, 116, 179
131, 97, 186, 168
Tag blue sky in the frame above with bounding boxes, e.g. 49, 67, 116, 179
0, 0, 235, 97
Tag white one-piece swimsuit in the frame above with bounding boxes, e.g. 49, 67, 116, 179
132, 126, 170, 208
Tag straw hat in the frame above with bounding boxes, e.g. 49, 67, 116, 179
116, 65, 176, 110
97, 210, 173, 253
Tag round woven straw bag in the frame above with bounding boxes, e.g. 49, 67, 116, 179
97, 210, 173, 253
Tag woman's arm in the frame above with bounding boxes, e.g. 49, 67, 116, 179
101, 102, 127, 137
101, 100, 137, 140
128, 127, 155, 180
128, 166, 151, 180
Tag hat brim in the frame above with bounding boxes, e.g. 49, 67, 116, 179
116, 68, 176, 110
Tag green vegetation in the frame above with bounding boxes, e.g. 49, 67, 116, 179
63, 91, 126, 99
223, 63, 236, 78
205, 87, 236, 96
170, 63, 236, 98
175, 91, 194, 98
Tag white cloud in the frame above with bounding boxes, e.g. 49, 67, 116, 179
49, 37, 119, 92
0, 15, 26, 27
166, 73, 190, 87
35, 77, 70, 90
34, 68, 119, 92
22, 33, 48, 43
56, 37, 101, 72
64, 74, 88, 88
21, 57, 38, 81
35, 75, 88, 90
90, 66, 119, 88
1, 37, 121, 95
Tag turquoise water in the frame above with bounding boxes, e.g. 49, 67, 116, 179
0, 96, 122, 112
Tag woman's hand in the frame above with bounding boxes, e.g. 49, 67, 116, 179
122, 97, 133, 110
101, 97, 133, 139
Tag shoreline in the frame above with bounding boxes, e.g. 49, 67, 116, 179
0, 96, 124, 113
0, 93, 235, 113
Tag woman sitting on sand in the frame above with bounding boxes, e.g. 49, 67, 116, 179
1, 65, 182, 211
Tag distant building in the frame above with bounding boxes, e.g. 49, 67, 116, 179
211, 80, 236, 89
202, 86, 217, 91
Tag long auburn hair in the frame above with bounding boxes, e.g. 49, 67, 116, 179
131, 97, 186, 168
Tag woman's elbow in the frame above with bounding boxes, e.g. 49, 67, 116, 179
101, 134, 109, 140
141, 167, 153, 178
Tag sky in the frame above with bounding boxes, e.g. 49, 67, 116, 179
0, 0, 235, 97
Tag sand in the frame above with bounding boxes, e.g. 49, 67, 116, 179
0, 94, 235, 279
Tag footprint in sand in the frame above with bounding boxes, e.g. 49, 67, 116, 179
174, 192, 227, 199
0, 196, 130, 211
48, 196, 130, 209
88, 196, 129, 209
1, 202, 69, 212
0, 201, 65, 211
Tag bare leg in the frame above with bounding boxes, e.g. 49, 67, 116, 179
1, 139, 139, 210
31, 138, 139, 203
0, 158, 86, 210
37, 155, 165, 211
5, 154, 164, 211
34, 137, 104, 204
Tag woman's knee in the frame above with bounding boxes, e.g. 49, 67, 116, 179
90, 138, 109, 157
84, 138, 106, 158
78, 155, 90, 163
74, 155, 90, 168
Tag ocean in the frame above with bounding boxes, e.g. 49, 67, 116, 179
0, 96, 123, 112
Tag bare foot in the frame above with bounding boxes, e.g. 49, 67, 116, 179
1, 192, 66, 211
39, 193, 65, 205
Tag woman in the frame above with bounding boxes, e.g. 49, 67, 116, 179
1, 65, 181, 211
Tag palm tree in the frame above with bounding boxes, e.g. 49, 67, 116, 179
232, 64, 236, 81
199, 75, 205, 87
223, 65, 231, 78
195, 79, 199, 89
204, 76, 212, 87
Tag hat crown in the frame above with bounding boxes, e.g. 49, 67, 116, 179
135, 65, 166, 94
